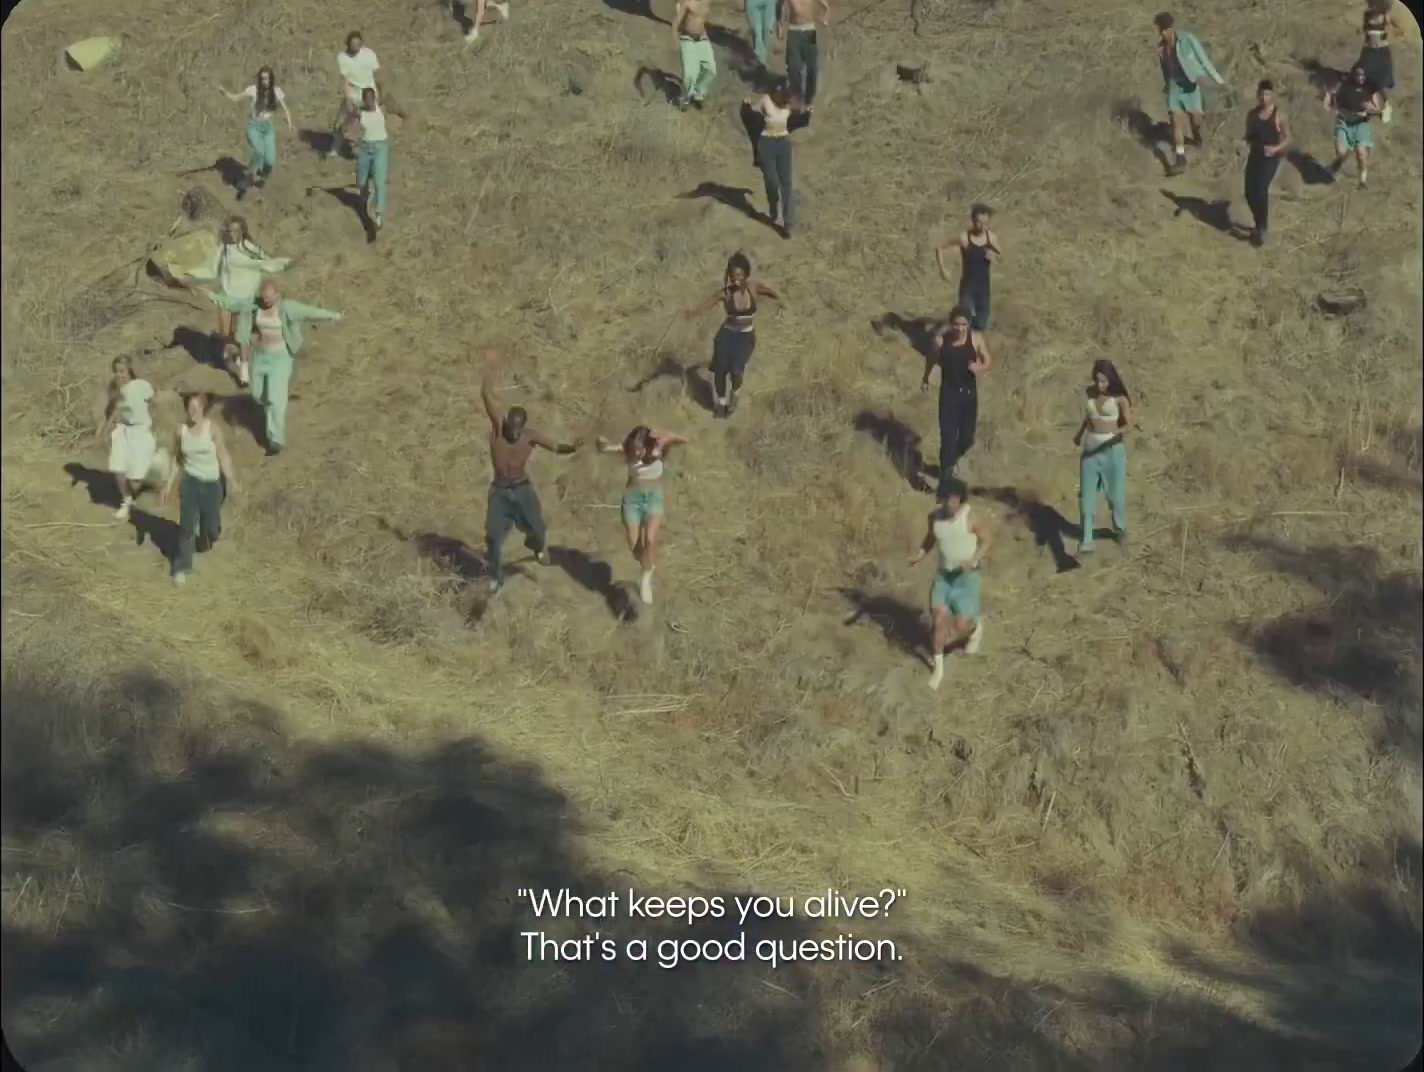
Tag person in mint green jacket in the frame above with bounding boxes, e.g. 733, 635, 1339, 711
1154, 12, 1226, 175
199, 281, 343, 456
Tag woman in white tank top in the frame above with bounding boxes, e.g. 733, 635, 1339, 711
596, 425, 689, 606
907, 478, 993, 690
1072, 359, 1132, 556
346, 87, 409, 231
163, 392, 239, 586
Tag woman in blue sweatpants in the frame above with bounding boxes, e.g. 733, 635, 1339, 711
221, 67, 294, 196
1073, 359, 1131, 555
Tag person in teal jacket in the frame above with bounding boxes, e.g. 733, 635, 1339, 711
199, 281, 344, 456
1154, 12, 1226, 175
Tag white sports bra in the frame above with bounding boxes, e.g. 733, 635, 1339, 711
630, 457, 664, 483
761, 97, 791, 136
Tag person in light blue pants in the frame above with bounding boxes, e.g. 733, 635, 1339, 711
221, 67, 293, 196
746, 0, 778, 64
349, 88, 408, 229
1073, 359, 1131, 555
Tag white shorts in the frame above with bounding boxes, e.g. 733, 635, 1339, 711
109, 423, 157, 482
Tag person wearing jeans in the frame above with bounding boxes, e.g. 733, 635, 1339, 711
746, 79, 804, 238
674, 0, 717, 109
781, 0, 830, 109
1073, 359, 1132, 555
746, 0, 778, 64
350, 88, 408, 230
220, 67, 293, 196
202, 281, 344, 456
1240, 80, 1291, 248
163, 392, 239, 587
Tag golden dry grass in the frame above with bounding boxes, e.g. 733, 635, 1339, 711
2, 0, 1421, 1069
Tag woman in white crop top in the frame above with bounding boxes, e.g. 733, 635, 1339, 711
163, 392, 239, 586
1072, 359, 1132, 556
743, 78, 806, 239
596, 425, 689, 606
220, 67, 293, 197
345, 88, 409, 231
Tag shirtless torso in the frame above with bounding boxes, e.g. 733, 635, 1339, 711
783, 0, 829, 27
675, 0, 710, 36
489, 428, 544, 486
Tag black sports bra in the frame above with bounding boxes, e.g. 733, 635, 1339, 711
723, 285, 757, 319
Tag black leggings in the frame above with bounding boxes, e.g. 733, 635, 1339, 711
938, 386, 978, 483
1244, 154, 1280, 235
712, 326, 756, 398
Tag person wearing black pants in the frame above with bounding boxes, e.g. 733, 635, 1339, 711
780, 0, 829, 110
921, 307, 992, 487
685, 253, 782, 419
1241, 80, 1291, 248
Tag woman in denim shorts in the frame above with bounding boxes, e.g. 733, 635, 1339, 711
597, 426, 689, 606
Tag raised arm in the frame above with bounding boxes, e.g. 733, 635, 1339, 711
754, 281, 782, 302
481, 353, 502, 431
220, 86, 248, 102
652, 429, 689, 449
528, 430, 583, 456
283, 300, 343, 323
595, 436, 626, 455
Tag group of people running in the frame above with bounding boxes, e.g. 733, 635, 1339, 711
95, 2, 1409, 686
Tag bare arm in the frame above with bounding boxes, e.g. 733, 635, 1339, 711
754, 281, 781, 302
1072, 416, 1089, 447
921, 333, 943, 389
481, 351, 503, 431
212, 424, 240, 492
673, 1, 686, 38
528, 430, 583, 455
907, 515, 937, 564
968, 517, 993, 566
1117, 396, 1133, 431
987, 229, 1004, 260
220, 87, 247, 102
969, 331, 992, 374
595, 436, 626, 455
280, 96, 295, 130
819, 0, 832, 22
652, 429, 689, 449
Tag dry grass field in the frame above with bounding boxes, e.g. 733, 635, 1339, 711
2, 0, 1422, 1068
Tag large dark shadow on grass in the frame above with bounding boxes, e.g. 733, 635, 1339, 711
976, 485, 1083, 574
1286, 147, 1338, 186
634, 65, 682, 105
852, 410, 929, 493
601, 0, 666, 25
307, 185, 376, 244
1298, 57, 1347, 94
178, 156, 247, 195
550, 546, 638, 622
1111, 99, 1174, 174
870, 311, 943, 361
679, 181, 774, 230
839, 588, 926, 664
626, 354, 717, 413
1161, 189, 1245, 237
1223, 534, 1423, 766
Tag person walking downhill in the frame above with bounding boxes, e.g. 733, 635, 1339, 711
1326, 63, 1385, 186
685, 252, 783, 419
163, 392, 239, 588
907, 478, 992, 691
1073, 359, 1132, 556
1240, 80, 1291, 247
481, 350, 583, 596
99, 357, 163, 521
1154, 12, 1226, 176
198, 281, 344, 457
330, 32, 380, 160
935, 204, 1001, 332
746, 0, 778, 66
463, 0, 511, 45
345, 88, 409, 231
184, 217, 291, 386
920, 307, 992, 487
219, 67, 293, 198
1359, 0, 1405, 125
744, 78, 805, 238
780, 0, 831, 112
673, 0, 716, 111
596, 425, 689, 606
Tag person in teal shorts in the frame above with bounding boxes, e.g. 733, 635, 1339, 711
597, 426, 688, 606
907, 477, 994, 691
1154, 12, 1225, 175
1326, 63, 1386, 187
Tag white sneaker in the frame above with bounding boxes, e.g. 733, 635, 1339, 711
493, 1, 509, 18
965, 620, 984, 655
173, 572, 188, 587
464, 27, 479, 44
639, 570, 654, 605
1383, 101, 1393, 125
928, 654, 944, 691
114, 500, 132, 520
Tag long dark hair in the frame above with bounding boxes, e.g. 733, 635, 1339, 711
254, 66, 279, 114
1090, 359, 1131, 404
623, 425, 657, 463
106, 356, 137, 416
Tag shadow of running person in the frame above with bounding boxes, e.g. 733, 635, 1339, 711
601, 0, 668, 24
839, 588, 928, 665
975, 486, 1082, 575
871, 312, 943, 360
307, 185, 377, 244
635, 66, 682, 105
1296, 57, 1348, 95
626, 355, 718, 414
177, 155, 249, 196
297, 127, 352, 161
63, 462, 123, 510
679, 181, 777, 232
166, 325, 228, 371
549, 546, 638, 622
129, 507, 183, 569
1111, 100, 1175, 175
1286, 148, 1338, 187
1160, 189, 1247, 238
852, 410, 930, 493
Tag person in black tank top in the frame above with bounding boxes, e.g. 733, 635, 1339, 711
936, 204, 1002, 332
920, 307, 993, 488
1240, 80, 1291, 247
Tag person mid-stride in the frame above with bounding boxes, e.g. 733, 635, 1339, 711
921, 307, 992, 487
99, 357, 163, 521
745, 0, 778, 66
1154, 11, 1225, 176
481, 349, 582, 596
1359, 0, 1405, 125
936, 203, 1001, 332
908, 477, 992, 691
464, 0, 511, 46
163, 392, 239, 588
219, 66, 294, 198
780, 0, 831, 112
1240, 80, 1291, 248
331, 31, 380, 160
673, 0, 716, 111
685, 252, 783, 419
744, 78, 805, 238
345, 88, 408, 230
1073, 359, 1132, 556
1326, 63, 1385, 187
597, 425, 689, 606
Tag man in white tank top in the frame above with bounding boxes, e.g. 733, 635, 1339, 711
907, 478, 993, 690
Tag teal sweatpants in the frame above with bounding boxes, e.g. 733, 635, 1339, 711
247, 117, 277, 174
250, 348, 294, 448
1079, 441, 1127, 549
358, 140, 390, 217
746, 0, 777, 64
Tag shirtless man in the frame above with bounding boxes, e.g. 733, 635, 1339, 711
673, 0, 716, 111
780, 0, 831, 111
481, 350, 582, 594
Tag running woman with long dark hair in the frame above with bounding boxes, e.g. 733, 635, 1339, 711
220, 66, 293, 196
596, 425, 689, 606
1240, 80, 1291, 247
1072, 359, 1132, 556
684, 253, 782, 419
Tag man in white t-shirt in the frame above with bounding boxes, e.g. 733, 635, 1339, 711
329, 31, 381, 159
